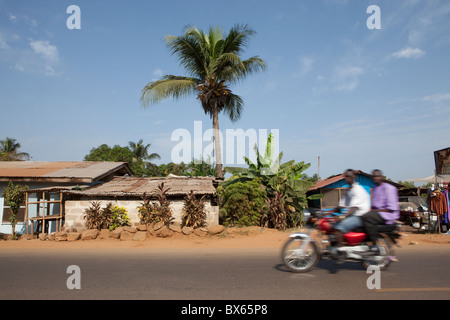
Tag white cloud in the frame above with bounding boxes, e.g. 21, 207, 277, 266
332, 66, 364, 92
422, 93, 450, 103
297, 56, 314, 77
29, 40, 60, 63
392, 47, 426, 59
8, 13, 17, 23
152, 68, 164, 81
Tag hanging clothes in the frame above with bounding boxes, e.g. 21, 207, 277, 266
443, 189, 449, 224
430, 190, 447, 217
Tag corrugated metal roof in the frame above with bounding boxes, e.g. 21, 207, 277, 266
0, 161, 132, 183
62, 176, 217, 197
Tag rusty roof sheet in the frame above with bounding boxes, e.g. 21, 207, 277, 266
0, 161, 131, 182
63, 176, 217, 197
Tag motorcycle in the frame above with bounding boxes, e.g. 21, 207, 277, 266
281, 209, 401, 273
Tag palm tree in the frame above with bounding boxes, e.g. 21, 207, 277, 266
128, 139, 161, 162
141, 24, 266, 178
0, 137, 30, 161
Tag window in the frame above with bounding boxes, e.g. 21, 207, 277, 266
2, 204, 26, 223
320, 188, 348, 208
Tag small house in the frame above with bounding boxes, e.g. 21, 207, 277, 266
307, 170, 403, 209
0, 161, 132, 235
58, 175, 219, 231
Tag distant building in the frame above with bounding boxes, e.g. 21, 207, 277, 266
59, 175, 219, 231
307, 170, 403, 209
0, 161, 132, 235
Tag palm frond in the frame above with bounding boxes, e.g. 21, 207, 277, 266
220, 56, 266, 84
223, 93, 243, 122
165, 32, 207, 79
222, 24, 256, 54
141, 76, 200, 106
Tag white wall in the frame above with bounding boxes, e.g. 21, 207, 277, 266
64, 198, 219, 231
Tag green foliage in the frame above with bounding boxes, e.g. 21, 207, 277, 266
0, 137, 31, 161
84, 142, 162, 177
83, 201, 103, 230
185, 157, 216, 177
83, 201, 130, 231
216, 178, 267, 227
137, 194, 159, 225
109, 205, 131, 231
397, 180, 415, 189
223, 133, 321, 228
181, 191, 207, 228
2, 181, 28, 239
158, 162, 187, 176
260, 191, 288, 231
128, 139, 160, 162
84, 144, 134, 162
137, 183, 173, 226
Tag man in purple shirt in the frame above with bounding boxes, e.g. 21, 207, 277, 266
361, 169, 400, 249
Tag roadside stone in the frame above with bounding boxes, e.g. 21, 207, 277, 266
99, 229, 111, 239
120, 231, 134, 241
48, 233, 55, 241
133, 231, 147, 241
153, 221, 165, 231
55, 231, 67, 241
110, 227, 124, 239
81, 229, 99, 240
194, 228, 208, 237
136, 224, 147, 231
123, 226, 137, 233
207, 225, 225, 235
181, 226, 194, 235
19, 234, 34, 240
409, 241, 419, 245
146, 227, 154, 237
156, 226, 173, 238
169, 223, 182, 233
39, 233, 48, 241
67, 232, 81, 241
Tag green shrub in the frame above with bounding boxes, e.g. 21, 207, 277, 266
83, 201, 103, 230
137, 183, 173, 226
2, 181, 28, 239
109, 205, 131, 231
84, 201, 130, 230
217, 178, 267, 227
182, 191, 207, 228
260, 191, 288, 230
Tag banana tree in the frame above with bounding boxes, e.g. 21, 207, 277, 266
222, 134, 322, 226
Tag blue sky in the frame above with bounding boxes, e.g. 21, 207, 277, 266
0, 0, 449, 182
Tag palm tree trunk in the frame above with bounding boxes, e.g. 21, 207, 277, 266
212, 106, 223, 179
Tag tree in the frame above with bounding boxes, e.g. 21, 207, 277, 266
223, 134, 321, 227
84, 144, 134, 163
128, 139, 160, 162
2, 181, 28, 239
398, 180, 415, 189
185, 156, 216, 177
141, 24, 266, 178
0, 137, 30, 161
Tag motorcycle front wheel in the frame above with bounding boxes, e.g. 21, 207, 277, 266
281, 237, 319, 273
361, 236, 392, 270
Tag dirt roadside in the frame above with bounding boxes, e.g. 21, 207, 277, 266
0, 226, 448, 250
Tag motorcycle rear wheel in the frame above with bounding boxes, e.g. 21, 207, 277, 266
361, 236, 392, 270
281, 237, 319, 273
